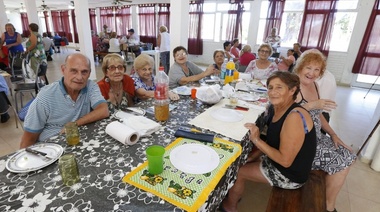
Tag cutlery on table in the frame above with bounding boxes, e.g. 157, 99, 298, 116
121, 108, 143, 116
223, 104, 249, 111
25, 147, 54, 160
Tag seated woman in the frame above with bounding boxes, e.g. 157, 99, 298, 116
276, 49, 295, 72
223, 41, 239, 62
220, 71, 316, 212
238, 44, 256, 72
168, 46, 215, 89
212, 50, 224, 73
230, 38, 240, 59
245, 43, 278, 80
97, 53, 135, 112
294, 49, 356, 212
132, 54, 179, 102
108, 32, 124, 55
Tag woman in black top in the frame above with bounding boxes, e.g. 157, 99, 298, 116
221, 71, 316, 212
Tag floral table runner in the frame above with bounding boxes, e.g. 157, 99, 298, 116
122, 137, 242, 212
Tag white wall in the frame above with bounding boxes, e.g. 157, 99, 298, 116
6, 12, 22, 34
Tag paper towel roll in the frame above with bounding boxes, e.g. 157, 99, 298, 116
106, 121, 140, 145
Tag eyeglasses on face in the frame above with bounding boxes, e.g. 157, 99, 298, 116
175, 52, 187, 58
259, 50, 271, 54
108, 65, 125, 71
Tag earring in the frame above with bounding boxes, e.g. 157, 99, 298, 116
105, 77, 110, 82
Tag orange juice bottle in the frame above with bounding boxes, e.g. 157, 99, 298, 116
225, 58, 235, 84
233, 69, 239, 80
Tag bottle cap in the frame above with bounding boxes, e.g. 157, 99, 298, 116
159, 66, 165, 71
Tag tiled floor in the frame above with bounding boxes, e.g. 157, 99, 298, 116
1, 49, 380, 211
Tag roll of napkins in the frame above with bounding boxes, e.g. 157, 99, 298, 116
106, 121, 140, 145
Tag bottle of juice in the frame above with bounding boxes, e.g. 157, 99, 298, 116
154, 67, 170, 121
224, 58, 235, 84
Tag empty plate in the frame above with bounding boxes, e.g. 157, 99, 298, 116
237, 93, 260, 101
172, 86, 191, 95
170, 144, 220, 174
210, 108, 244, 122
6, 143, 64, 173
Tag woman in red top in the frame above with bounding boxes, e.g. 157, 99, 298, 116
230, 38, 240, 58
238, 44, 256, 72
97, 53, 135, 112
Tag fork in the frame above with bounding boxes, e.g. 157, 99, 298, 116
25, 147, 54, 161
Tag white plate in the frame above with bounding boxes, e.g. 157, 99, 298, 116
170, 144, 220, 174
172, 86, 191, 95
210, 108, 244, 122
6, 143, 64, 173
237, 93, 260, 101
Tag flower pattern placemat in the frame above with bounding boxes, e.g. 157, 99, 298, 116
122, 137, 242, 212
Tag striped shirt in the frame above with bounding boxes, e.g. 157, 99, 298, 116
24, 78, 106, 142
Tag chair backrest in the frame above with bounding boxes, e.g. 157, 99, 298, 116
288, 63, 294, 72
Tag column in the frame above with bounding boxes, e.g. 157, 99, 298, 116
0, 0, 8, 34
24, 0, 39, 26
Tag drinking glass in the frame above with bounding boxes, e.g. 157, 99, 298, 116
65, 122, 80, 145
146, 145, 165, 175
59, 154, 80, 186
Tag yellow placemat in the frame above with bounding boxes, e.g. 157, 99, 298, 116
122, 137, 242, 212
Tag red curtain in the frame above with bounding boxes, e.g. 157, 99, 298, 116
61, 11, 73, 42
188, 1, 204, 55
138, 4, 156, 44
71, 10, 79, 43
158, 4, 170, 32
99, 7, 115, 33
20, 13, 29, 37
89, 9, 97, 34
51, 11, 63, 33
43, 11, 51, 34
263, 0, 285, 42
298, 0, 338, 57
226, 2, 244, 42
115, 6, 131, 36
352, 0, 380, 75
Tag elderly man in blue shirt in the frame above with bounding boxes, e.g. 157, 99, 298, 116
20, 53, 109, 148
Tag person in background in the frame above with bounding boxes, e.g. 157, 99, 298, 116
230, 38, 240, 58
245, 43, 278, 80
168, 46, 215, 89
294, 49, 356, 212
316, 70, 337, 132
132, 54, 179, 102
42, 32, 54, 61
0, 23, 24, 54
0, 40, 9, 70
108, 32, 124, 55
20, 53, 109, 148
96, 32, 109, 53
276, 49, 295, 72
98, 53, 135, 112
157, 25, 170, 74
212, 50, 225, 73
239, 44, 256, 72
127, 28, 141, 57
0, 75, 10, 123
223, 41, 238, 62
265, 27, 281, 53
53, 33, 62, 53
25, 23, 48, 84
293, 42, 302, 61
220, 71, 316, 212
91, 30, 98, 51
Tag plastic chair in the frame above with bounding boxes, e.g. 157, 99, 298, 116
0, 91, 22, 129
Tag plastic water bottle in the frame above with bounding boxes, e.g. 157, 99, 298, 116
154, 66, 170, 121
225, 58, 235, 84
220, 58, 227, 80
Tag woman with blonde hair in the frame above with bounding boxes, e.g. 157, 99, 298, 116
157, 25, 170, 74
245, 43, 278, 80
0, 23, 24, 54
238, 44, 256, 72
132, 54, 179, 102
97, 53, 135, 112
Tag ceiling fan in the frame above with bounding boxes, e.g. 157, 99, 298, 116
112, 0, 133, 6
38, 0, 54, 11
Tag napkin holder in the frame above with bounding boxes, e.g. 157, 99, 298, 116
174, 129, 214, 143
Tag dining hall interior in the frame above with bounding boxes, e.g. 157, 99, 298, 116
0, 0, 380, 211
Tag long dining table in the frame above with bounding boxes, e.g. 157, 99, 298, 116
0, 96, 256, 212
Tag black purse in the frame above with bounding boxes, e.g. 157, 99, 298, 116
255, 104, 274, 141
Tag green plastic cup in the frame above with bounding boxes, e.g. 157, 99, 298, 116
146, 145, 165, 175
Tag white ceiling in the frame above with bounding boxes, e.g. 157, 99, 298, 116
3, 0, 169, 11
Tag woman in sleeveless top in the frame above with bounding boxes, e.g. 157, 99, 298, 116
1, 23, 24, 54
26, 23, 48, 84
294, 49, 356, 212
221, 71, 316, 212
244, 43, 278, 80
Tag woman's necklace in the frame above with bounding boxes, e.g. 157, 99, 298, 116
110, 81, 123, 106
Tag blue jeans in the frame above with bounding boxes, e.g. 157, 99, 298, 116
160, 51, 170, 74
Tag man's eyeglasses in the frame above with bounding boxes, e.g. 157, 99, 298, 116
175, 52, 187, 58
108, 65, 125, 72
259, 50, 271, 54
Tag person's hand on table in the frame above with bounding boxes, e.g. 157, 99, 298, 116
169, 91, 180, 101
204, 65, 216, 76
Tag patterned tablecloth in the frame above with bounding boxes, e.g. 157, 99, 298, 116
123, 137, 242, 212
0, 97, 254, 212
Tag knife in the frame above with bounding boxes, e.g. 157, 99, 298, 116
25, 147, 54, 160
